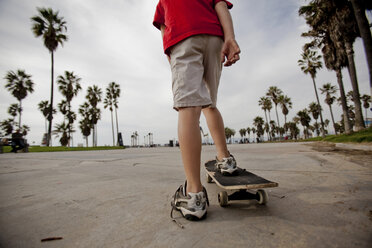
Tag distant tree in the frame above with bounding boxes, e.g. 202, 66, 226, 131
38, 100, 56, 134
278, 95, 292, 129
104, 84, 115, 146
224, 127, 235, 144
8, 104, 20, 119
361, 94, 371, 125
308, 102, 321, 136
320, 83, 338, 134
4, 69, 34, 128
258, 96, 273, 140
253, 116, 265, 141
107, 82, 121, 145
0, 118, 16, 136
31, 7, 68, 146
266, 86, 283, 130
298, 48, 325, 137
239, 128, 246, 143
57, 71, 81, 147
79, 102, 92, 147
297, 109, 311, 139
86, 85, 102, 146
53, 122, 70, 146
246, 127, 251, 142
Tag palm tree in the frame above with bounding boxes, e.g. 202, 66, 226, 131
86, 85, 102, 146
322, 36, 352, 134
253, 116, 265, 142
0, 119, 16, 136
300, 1, 354, 134
224, 127, 235, 144
258, 96, 272, 140
8, 104, 20, 119
287, 122, 300, 140
320, 83, 338, 134
349, 0, 372, 97
31, 7, 68, 146
104, 84, 115, 146
53, 122, 70, 146
298, 47, 325, 137
269, 120, 277, 139
278, 95, 292, 129
57, 71, 81, 146
107, 82, 121, 144
338, 4, 366, 131
246, 127, 251, 143
297, 109, 311, 139
239, 128, 246, 143
38, 100, 56, 134
4, 70, 34, 128
320, 0, 364, 130
251, 127, 256, 142
361, 94, 371, 126
308, 102, 321, 136
266, 87, 282, 131
79, 102, 92, 147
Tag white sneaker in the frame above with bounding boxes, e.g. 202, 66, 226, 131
216, 154, 238, 175
171, 181, 209, 221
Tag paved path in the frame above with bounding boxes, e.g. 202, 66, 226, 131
0, 143, 371, 248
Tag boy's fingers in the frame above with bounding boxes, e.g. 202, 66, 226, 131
221, 52, 226, 63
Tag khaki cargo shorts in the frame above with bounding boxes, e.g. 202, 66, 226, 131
169, 35, 223, 111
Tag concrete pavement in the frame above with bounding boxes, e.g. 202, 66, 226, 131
0, 143, 371, 248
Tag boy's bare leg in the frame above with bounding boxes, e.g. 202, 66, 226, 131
178, 107, 203, 194
202, 107, 230, 160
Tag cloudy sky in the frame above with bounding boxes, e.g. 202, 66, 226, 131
0, 0, 370, 146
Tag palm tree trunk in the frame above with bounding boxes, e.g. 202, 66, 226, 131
19, 100, 22, 128
350, 0, 372, 97
47, 51, 54, 146
336, 69, 352, 134
92, 127, 94, 147
275, 104, 280, 128
263, 110, 270, 140
111, 110, 115, 146
85, 136, 88, 148
311, 76, 325, 137
328, 104, 337, 135
115, 107, 119, 146
345, 41, 365, 131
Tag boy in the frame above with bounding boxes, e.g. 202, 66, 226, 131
153, 0, 241, 220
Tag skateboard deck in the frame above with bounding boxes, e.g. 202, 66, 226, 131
204, 160, 278, 206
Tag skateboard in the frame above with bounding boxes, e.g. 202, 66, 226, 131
204, 160, 278, 207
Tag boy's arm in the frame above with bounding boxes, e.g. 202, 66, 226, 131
160, 25, 171, 63
215, 1, 240, 67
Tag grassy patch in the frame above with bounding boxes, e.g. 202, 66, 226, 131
2, 146, 125, 153
304, 127, 372, 143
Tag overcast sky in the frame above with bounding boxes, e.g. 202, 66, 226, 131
0, 0, 371, 147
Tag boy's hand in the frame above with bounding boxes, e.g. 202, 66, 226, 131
221, 38, 240, 67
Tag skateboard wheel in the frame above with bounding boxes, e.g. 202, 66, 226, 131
206, 173, 213, 183
218, 191, 228, 207
257, 189, 268, 205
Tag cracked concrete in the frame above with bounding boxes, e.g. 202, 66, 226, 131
0, 143, 371, 248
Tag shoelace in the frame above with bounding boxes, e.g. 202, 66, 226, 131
170, 185, 184, 228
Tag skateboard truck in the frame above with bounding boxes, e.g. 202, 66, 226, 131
217, 189, 268, 207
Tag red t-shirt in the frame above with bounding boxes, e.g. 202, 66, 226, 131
153, 0, 233, 54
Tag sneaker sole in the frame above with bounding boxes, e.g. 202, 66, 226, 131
172, 204, 208, 221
